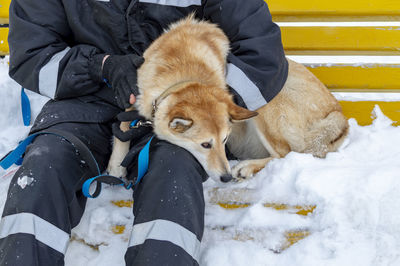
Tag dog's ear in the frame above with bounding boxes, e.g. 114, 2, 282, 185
228, 102, 258, 122
169, 117, 193, 133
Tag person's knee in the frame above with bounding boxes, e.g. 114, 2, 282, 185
24, 134, 81, 168
4, 135, 83, 212
148, 140, 208, 183
132, 140, 207, 222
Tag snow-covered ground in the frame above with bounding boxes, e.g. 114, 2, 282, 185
1, 56, 400, 265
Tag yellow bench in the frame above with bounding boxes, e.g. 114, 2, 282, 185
268, 0, 400, 126
0, 0, 8, 55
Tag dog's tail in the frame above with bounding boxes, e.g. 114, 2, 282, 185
303, 111, 349, 158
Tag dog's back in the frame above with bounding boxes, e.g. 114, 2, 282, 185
230, 59, 349, 160
136, 16, 230, 119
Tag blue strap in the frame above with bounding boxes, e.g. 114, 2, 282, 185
0, 134, 37, 170
82, 119, 154, 198
136, 135, 154, 185
82, 175, 103, 198
21, 88, 31, 126
130, 119, 139, 128
81, 136, 154, 198
0, 131, 100, 172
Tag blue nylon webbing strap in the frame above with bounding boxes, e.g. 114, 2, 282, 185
21, 88, 31, 126
130, 119, 139, 128
136, 135, 154, 185
0, 134, 37, 170
82, 136, 154, 198
0, 131, 100, 174
82, 175, 105, 198
82, 118, 154, 198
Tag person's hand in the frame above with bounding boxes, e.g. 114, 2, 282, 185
88, 53, 143, 109
112, 110, 153, 142
102, 54, 144, 109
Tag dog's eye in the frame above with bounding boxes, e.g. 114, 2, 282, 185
201, 142, 212, 149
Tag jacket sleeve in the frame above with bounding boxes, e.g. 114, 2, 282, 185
8, 0, 103, 100
203, 0, 288, 110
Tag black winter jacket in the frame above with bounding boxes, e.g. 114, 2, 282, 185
8, 0, 288, 129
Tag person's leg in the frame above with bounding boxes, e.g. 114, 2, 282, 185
125, 139, 208, 266
0, 122, 112, 266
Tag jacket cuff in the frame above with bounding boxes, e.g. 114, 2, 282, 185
88, 54, 106, 83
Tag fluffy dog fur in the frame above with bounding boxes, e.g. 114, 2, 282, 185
107, 16, 349, 182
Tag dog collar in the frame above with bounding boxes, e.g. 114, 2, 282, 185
151, 80, 198, 120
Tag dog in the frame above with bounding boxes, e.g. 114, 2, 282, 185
107, 15, 349, 183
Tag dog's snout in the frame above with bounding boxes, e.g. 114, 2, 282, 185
220, 174, 233, 183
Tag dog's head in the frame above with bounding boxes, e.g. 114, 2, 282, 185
153, 83, 258, 182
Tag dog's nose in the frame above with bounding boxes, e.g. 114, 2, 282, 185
220, 174, 233, 183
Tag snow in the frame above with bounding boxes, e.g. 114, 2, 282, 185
287, 55, 400, 65
333, 92, 400, 102
277, 22, 400, 27
17, 175, 34, 189
1, 56, 400, 265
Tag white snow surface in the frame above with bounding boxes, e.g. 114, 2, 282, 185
1, 56, 400, 265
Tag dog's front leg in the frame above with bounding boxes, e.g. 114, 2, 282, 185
231, 157, 274, 181
107, 121, 131, 178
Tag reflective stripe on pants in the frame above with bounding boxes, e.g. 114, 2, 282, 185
128, 219, 201, 262
0, 213, 70, 254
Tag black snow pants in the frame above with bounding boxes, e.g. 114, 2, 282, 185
0, 120, 207, 265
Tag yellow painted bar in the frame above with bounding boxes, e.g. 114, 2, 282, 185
281, 26, 400, 54
0, 27, 8, 55
267, 0, 400, 21
218, 202, 250, 209
0, 0, 10, 24
111, 225, 126, 234
1, 0, 400, 22
307, 64, 400, 91
281, 230, 311, 251
339, 101, 400, 126
218, 202, 316, 216
111, 200, 133, 208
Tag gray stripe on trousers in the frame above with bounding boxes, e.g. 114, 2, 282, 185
128, 219, 201, 262
0, 212, 70, 254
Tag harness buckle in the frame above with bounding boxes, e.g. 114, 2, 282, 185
130, 120, 153, 129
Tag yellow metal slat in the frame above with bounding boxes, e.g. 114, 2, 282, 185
111, 200, 134, 208
3, 0, 399, 22
230, 227, 311, 252
218, 202, 316, 216
111, 225, 126, 235
0, 0, 10, 24
281, 230, 311, 251
267, 0, 400, 21
306, 64, 400, 91
281, 26, 400, 55
339, 101, 400, 126
0, 27, 9, 55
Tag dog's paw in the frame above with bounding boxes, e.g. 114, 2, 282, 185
231, 159, 270, 181
232, 161, 259, 181
107, 162, 127, 178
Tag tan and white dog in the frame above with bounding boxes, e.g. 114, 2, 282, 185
107, 16, 349, 183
